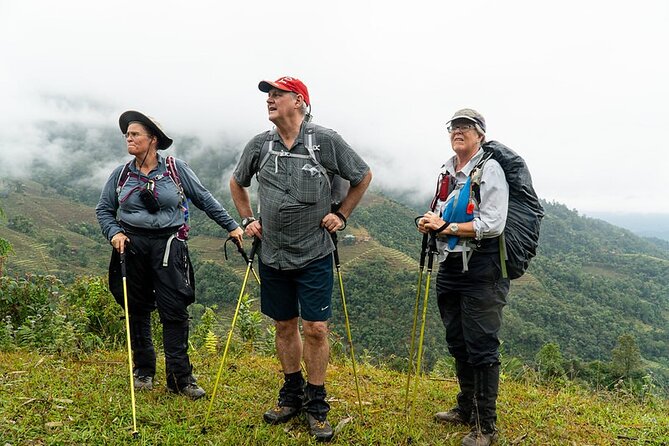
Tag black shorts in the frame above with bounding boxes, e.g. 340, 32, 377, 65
259, 255, 333, 322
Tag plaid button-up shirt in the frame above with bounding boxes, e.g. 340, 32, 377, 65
233, 121, 370, 270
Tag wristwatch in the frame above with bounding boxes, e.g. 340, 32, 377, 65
241, 216, 256, 229
448, 223, 460, 234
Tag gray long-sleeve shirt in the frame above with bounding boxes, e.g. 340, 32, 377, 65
96, 153, 239, 241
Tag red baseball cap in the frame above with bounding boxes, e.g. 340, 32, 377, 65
258, 76, 310, 106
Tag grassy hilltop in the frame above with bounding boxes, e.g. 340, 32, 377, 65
1, 349, 668, 445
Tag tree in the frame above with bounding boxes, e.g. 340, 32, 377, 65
8, 215, 36, 235
535, 342, 566, 379
611, 333, 643, 379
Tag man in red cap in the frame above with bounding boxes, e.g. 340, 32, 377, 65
230, 76, 372, 442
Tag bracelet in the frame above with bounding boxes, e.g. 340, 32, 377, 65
335, 211, 347, 230
435, 222, 449, 234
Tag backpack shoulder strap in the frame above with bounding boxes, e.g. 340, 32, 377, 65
165, 156, 186, 201
115, 160, 133, 195
165, 155, 191, 232
256, 130, 275, 176
304, 123, 332, 195
165, 156, 181, 187
304, 122, 327, 173
470, 151, 494, 203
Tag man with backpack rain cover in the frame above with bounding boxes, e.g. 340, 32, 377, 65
230, 76, 372, 442
418, 108, 542, 446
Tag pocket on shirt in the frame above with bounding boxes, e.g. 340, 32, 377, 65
291, 164, 326, 204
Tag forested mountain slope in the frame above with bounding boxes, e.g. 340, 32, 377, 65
1, 122, 667, 387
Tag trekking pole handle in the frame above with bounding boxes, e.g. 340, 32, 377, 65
419, 233, 428, 268
228, 236, 251, 264
119, 251, 127, 278
426, 232, 438, 270
248, 237, 260, 262
330, 232, 341, 267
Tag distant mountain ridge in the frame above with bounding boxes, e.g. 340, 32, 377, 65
586, 211, 669, 242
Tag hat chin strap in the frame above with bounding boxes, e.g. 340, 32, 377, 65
136, 144, 157, 171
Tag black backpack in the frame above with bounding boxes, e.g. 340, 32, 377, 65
472, 140, 544, 279
256, 122, 350, 209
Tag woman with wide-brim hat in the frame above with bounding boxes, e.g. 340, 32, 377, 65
96, 110, 243, 399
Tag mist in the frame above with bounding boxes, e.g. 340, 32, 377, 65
1, 1, 668, 213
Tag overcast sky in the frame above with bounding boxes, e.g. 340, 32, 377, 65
1, 0, 667, 214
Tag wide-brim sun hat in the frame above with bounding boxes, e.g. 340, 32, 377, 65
119, 110, 173, 150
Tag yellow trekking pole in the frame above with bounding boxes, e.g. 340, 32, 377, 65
404, 232, 429, 411
409, 234, 438, 417
119, 251, 139, 438
202, 237, 260, 434
331, 232, 363, 418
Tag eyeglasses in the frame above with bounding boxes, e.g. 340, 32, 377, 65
124, 131, 151, 140
447, 123, 476, 133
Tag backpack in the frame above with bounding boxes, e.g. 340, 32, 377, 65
471, 140, 544, 279
116, 155, 190, 239
256, 122, 350, 210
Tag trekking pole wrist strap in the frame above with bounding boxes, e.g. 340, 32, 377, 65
335, 211, 347, 230
435, 222, 449, 234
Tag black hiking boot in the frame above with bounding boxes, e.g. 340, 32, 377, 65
461, 426, 499, 446
134, 375, 153, 391
435, 407, 471, 426
168, 382, 206, 400
263, 371, 304, 425
263, 405, 301, 424
306, 412, 334, 442
303, 383, 332, 442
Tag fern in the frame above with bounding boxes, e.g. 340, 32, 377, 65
191, 306, 218, 349
237, 294, 262, 348
204, 330, 220, 355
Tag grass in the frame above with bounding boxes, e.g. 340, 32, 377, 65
1, 349, 668, 445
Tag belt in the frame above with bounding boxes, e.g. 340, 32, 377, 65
120, 221, 181, 238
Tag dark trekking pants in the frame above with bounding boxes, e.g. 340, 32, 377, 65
454, 359, 475, 422
129, 311, 156, 377
109, 226, 196, 388
436, 251, 509, 426
473, 362, 500, 432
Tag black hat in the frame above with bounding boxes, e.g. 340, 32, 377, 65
119, 110, 173, 150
